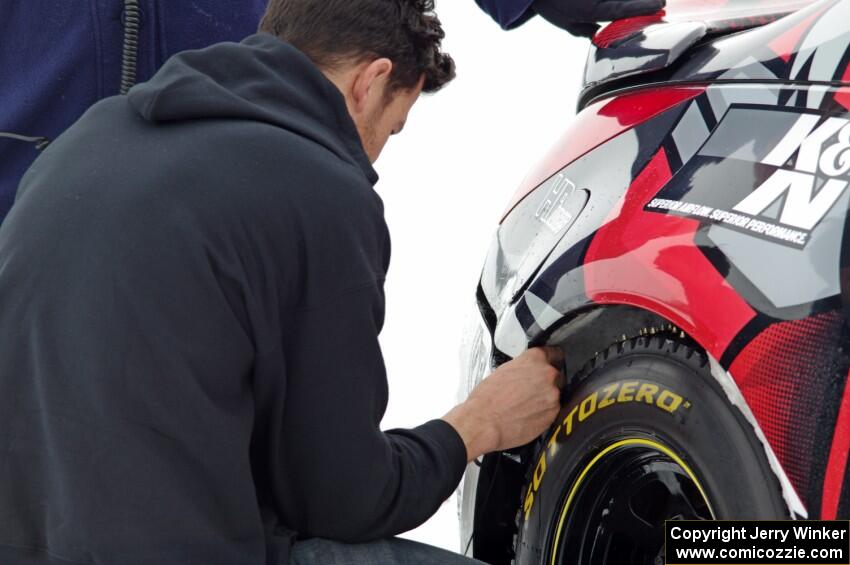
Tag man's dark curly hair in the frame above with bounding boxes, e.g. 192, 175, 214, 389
259, 0, 456, 94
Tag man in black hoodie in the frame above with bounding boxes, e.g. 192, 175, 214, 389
0, 1, 564, 564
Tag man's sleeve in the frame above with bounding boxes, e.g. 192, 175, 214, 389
475, 0, 538, 29
266, 281, 469, 542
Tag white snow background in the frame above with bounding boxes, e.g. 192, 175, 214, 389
377, 0, 586, 552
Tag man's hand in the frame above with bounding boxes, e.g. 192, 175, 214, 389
534, 0, 666, 38
443, 346, 564, 462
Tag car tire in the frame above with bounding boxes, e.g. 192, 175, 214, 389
513, 335, 788, 565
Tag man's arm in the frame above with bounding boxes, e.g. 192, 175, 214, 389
444, 347, 564, 462
267, 284, 563, 542
476, 0, 665, 36
475, 0, 537, 30
257, 164, 564, 541
266, 282, 465, 542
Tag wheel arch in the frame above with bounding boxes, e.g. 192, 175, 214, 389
473, 303, 805, 562
541, 303, 806, 518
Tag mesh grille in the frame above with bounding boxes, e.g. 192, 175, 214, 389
730, 311, 846, 504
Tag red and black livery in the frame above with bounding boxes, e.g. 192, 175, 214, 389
459, 1, 850, 563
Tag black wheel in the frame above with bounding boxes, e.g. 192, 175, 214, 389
513, 336, 788, 565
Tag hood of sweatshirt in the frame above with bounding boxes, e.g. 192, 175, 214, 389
128, 33, 378, 185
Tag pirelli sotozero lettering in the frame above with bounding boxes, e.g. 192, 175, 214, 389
523, 379, 691, 520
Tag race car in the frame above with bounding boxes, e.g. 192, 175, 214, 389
457, 0, 850, 563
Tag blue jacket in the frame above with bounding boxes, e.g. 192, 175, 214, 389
0, 0, 266, 222
476, 0, 536, 29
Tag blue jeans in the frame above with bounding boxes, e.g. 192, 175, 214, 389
290, 537, 485, 564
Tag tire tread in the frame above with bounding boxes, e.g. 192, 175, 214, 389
510, 335, 718, 564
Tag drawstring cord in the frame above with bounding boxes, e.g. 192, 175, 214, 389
0, 2, 141, 152
0, 132, 51, 151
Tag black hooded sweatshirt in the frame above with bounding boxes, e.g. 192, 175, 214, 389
0, 34, 467, 565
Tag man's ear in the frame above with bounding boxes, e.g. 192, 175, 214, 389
350, 58, 394, 114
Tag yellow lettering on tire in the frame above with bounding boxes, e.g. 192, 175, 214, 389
547, 425, 562, 456
533, 453, 547, 490
578, 392, 598, 422
635, 383, 659, 404
563, 405, 579, 436
617, 381, 639, 402
657, 390, 684, 413
521, 380, 692, 523
598, 383, 619, 409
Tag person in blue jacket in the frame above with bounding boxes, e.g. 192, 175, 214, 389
476, 0, 665, 36
0, 1, 267, 223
